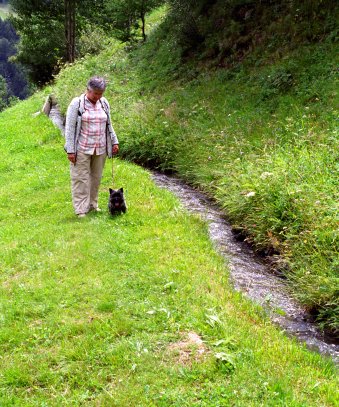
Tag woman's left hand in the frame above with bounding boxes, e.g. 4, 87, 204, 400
112, 144, 119, 155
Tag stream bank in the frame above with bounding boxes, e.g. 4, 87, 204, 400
152, 172, 339, 363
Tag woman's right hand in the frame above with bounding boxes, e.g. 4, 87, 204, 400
67, 153, 76, 164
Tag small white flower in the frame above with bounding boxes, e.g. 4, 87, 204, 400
246, 191, 256, 197
260, 172, 273, 179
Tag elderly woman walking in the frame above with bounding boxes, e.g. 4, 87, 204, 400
64, 76, 119, 217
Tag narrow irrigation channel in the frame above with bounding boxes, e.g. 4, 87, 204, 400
48, 100, 338, 364
151, 173, 339, 363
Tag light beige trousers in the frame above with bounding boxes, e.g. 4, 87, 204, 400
70, 151, 107, 215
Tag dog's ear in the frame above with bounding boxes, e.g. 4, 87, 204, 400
109, 188, 113, 194
119, 187, 124, 193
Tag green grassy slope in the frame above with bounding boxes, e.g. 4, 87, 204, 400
53, 35, 338, 333
0, 87, 338, 404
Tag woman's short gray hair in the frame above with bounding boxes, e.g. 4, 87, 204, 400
87, 76, 107, 91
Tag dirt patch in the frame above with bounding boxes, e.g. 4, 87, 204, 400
167, 332, 209, 365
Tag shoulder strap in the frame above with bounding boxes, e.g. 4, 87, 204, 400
78, 94, 85, 116
99, 98, 109, 114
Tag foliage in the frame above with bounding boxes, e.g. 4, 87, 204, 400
9, 0, 110, 82
165, 0, 338, 67
9, 0, 65, 84
0, 93, 338, 405
0, 74, 8, 110
76, 24, 110, 57
0, 17, 30, 108
9, 0, 165, 85
102, 0, 165, 42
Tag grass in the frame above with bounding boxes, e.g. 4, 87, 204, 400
0, 90, 338, 405
52, 35, 339, 333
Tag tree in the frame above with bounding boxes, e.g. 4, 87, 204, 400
0, 74, 8, 111
9, 0, 65, 84
0, 17, 30, 103
134, 0, 165, 42
65, 0, 76, 63
9, 0, 165, 84
9, 0, 115, 82
103, 0, 165, 42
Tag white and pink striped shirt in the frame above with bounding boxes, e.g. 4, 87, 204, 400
77, 96, 108, 155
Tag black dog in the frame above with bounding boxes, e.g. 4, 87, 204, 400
108, 188, 127, 215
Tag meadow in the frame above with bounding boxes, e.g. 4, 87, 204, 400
0, 89, 338, 405
53, 35, 339, 333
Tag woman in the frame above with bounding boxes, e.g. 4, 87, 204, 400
64, 76, 119, 217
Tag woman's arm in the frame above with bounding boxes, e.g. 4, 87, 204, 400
64, 97, 80, 154
102, 97, 119, 145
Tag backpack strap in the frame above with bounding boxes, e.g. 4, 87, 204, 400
78, 94, 86, 116
99, 98, 109, 115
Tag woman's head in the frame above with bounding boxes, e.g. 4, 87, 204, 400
87, 76, 106, 92
86, 76, 106, 103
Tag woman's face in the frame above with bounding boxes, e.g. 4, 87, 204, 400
86, 88, 104, 103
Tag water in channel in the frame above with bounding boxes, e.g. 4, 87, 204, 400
49, 102, 338, 364
151, 172, 339, 364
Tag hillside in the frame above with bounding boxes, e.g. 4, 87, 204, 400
0, 4, 338, 403
0, 70, 338, 407
52, 8, 338, 335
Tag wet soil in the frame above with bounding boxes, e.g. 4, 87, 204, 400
49, 103, 338, 364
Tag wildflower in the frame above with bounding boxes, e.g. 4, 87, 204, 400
260, 172, 273, 179
246, 191, 256, 197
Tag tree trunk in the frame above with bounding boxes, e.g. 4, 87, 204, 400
65, 0, 76, 63
141, 12, 146, 42
141, 1, 146, 42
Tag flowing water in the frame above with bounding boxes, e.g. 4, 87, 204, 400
49, 103, 338, 363
151, 173, 339, 363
